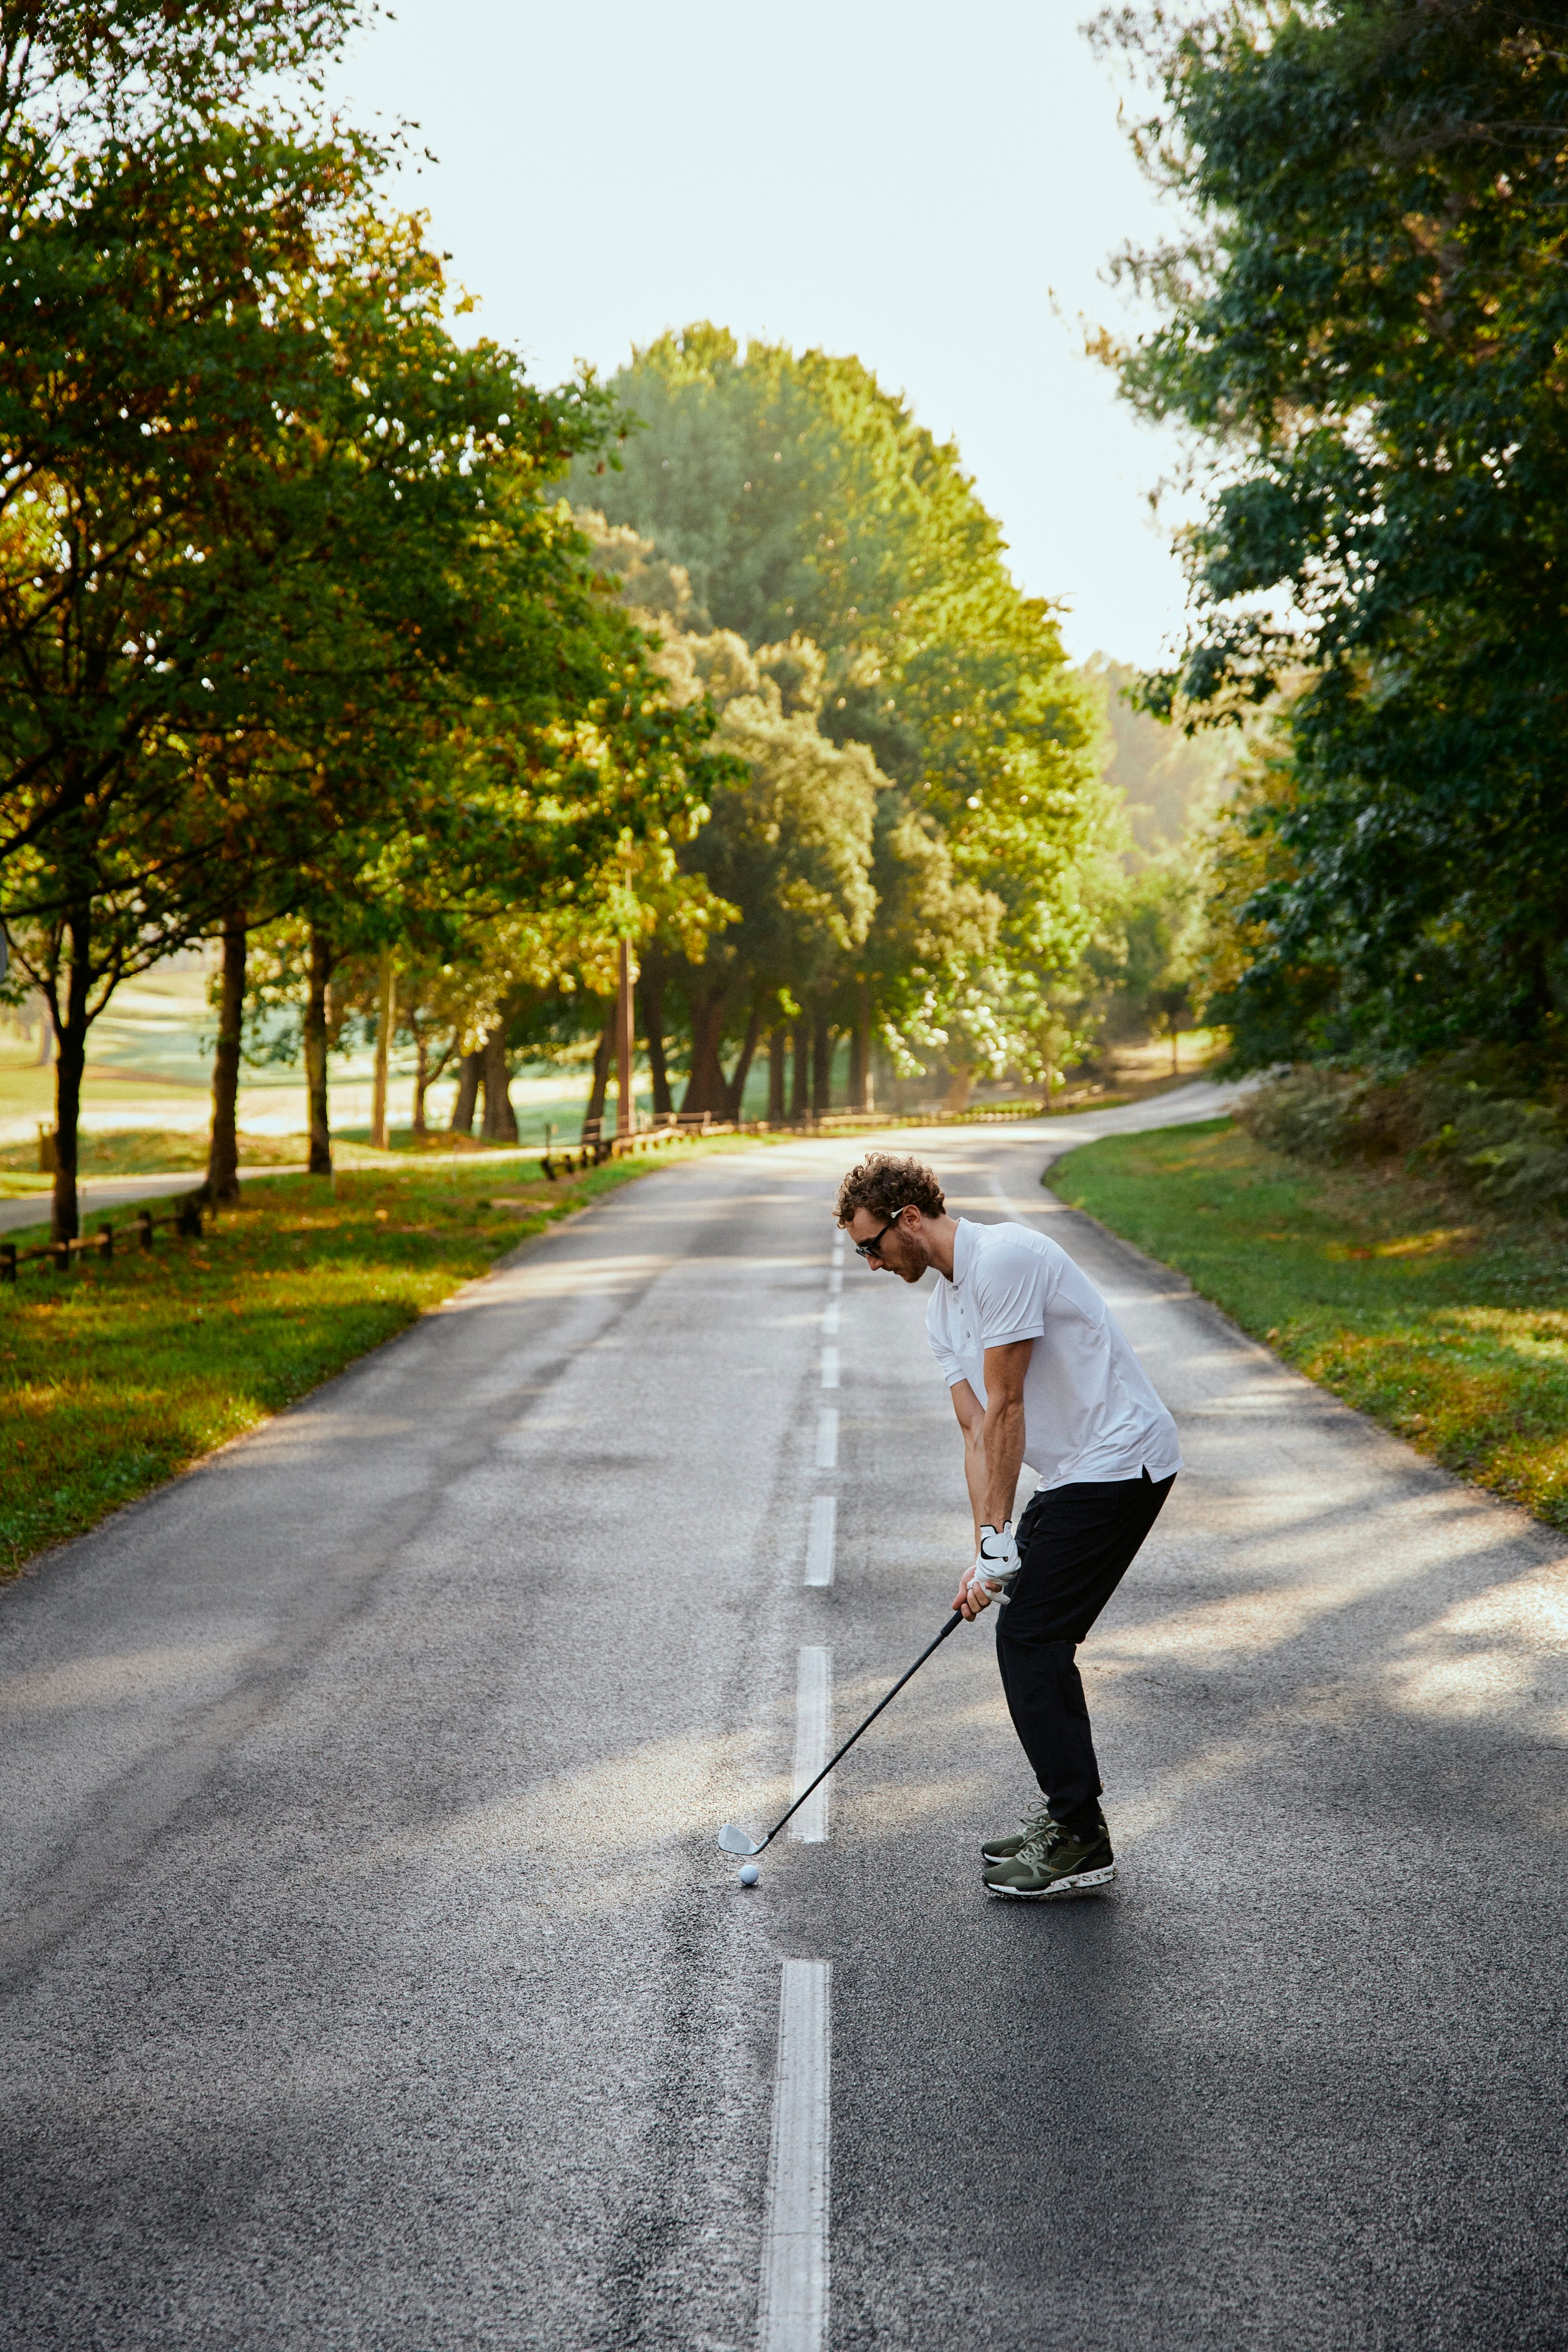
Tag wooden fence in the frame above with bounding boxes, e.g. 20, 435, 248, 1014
0, 1190, 206, 1283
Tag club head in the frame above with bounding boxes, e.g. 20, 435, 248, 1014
717, 1823, 762, 1857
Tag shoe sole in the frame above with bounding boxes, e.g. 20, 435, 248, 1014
984, 1863, 1116, 1900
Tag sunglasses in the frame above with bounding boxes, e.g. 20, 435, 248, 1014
854, 1209, 909, 1261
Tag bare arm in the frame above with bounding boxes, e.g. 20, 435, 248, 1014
978, 1340, 1032, 1532
948, 1343, 1032, 1617
949, 1379, 988, 1548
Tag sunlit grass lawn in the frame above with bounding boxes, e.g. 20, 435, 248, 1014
0, 1126, 313, 1193
0, 1145, 722, 1574
0, 1126, 602, 1193
1058, 1118, 1568, 1531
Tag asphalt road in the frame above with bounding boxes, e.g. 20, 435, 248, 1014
2, 1097, 1565, 2350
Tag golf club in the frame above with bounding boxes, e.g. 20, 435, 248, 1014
719, 1605, 967, 1861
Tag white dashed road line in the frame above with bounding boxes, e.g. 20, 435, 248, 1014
804, 1496, 836, 1589
790, 1648, 831, 1842
756, 1214, 840, 2346
758, 1960, 832, 2352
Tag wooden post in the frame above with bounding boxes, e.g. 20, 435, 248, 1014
136, 1210, 153, 1252
99, 1221, 113, 1259
371, 946, 394, 1151
615, 939, 635, 1140
0, 1243, 14, 1283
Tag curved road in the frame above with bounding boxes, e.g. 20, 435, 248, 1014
2, 1097, 1564, 2349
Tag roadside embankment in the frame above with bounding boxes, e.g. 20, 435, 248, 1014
1057, 1117, 1568, 1531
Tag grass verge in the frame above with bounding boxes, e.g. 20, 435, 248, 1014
0, 1125, 573, 1196
0, 1127, 314, 1192
1057, 1119, 1568, 1532
0, 1141, 746, 1576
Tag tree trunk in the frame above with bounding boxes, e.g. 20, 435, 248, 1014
811, 1015, 833, 1114
207, 906, 246, 1204
614, 941, 636, 1137
1040, 1055, 1054, 1112
791, 1018, 809, 1120
682, 988, 730, 1117
945, 1062, 973, 1113
768, 1030, 787, 1123
412, 1032, 430, 1139
480, 1026, 518, 1141
370, 946, 393, 1150
450, 1049, 482, 1135
32, 993, 52, 1065
725, 995, 765, 1122
640, 965, 673, 1115
303, 925, 334, 1175
849, 984, 873, 1112
585, 1011, 615, 1131
48, 903, 91, 1243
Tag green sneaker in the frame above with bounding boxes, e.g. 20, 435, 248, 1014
980, 1800, 1057, 1869
983, 1815, 1115, 1900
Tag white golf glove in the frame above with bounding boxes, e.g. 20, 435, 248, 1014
967, 1522, 1020, 1611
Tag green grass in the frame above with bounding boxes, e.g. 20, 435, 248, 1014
1058, 1118, 1568, 1531
0, 1127, 312, 1190
0, 1124, 556, 1194
0, 1141, 743, 1574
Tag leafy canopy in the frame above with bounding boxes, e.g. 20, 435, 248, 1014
1108, 0, 1568, 1061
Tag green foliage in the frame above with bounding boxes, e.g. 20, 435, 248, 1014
567, 325, 1115, 1087
1236, 1056, 1568, 1212
1108, 0, 1568, 1056
1087, 856, 1204, 1042
0, 28, 723, 1218
1082, 655, 1236, 861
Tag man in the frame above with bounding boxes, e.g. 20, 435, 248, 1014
835, 1151, 1181, 1900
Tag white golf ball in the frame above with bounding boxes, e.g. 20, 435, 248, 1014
739, 1863, 761, 1886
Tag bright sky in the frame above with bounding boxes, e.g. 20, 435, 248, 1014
327, 0, 1194, 669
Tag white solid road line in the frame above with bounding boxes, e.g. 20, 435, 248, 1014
820, 1347, 839, 1390
790, 1648, 831, 1842
804, 1496, 836, 1589
815, 1409, 838, 1470
758, 1960, 831, 2352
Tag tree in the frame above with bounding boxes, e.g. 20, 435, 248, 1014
1106, 0, 1568, 1062
1083, 656, 1237, 860
564, 327, 1115, 1092
1, 67, 716, 1228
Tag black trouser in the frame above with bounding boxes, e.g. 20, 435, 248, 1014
994, 1470, 1175, 1835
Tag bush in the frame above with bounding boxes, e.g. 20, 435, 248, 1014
1236, 1056, 1568, 1214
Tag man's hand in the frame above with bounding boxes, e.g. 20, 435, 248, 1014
954, 1522, 1019, 1620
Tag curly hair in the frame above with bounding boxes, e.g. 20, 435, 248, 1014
834, 1152, 946, 1228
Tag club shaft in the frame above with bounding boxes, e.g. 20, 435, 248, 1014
760, 1610, 964, 1848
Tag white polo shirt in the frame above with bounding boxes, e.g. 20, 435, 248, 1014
925, 1218, 1182, 1493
